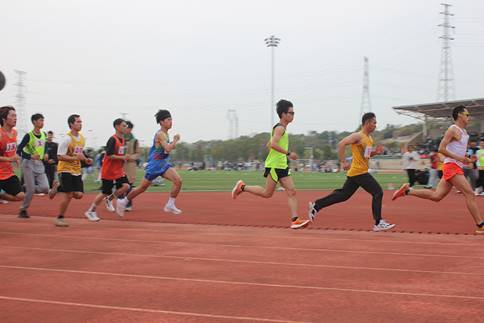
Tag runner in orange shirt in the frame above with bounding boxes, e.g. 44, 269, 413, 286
84, 118, 131, 221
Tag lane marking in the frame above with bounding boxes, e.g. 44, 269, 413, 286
1, 265, 483, 301
1, 246, 483, 276
0, 295, 306, 322
1, 231, 482, 260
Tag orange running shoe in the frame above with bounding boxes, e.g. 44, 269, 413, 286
392, 183, 410, 201
231, 180, 245, 199
290, 218, 310, 229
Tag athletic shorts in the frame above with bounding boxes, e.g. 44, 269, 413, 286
101, 176, 129, 195
0, 175, 22, 196
264, 167, 290, 182
144, 161, 173, 181
443, 163, 464, 182
58, 172, 84, 193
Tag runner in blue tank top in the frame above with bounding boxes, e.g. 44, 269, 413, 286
117, 109, 182, 216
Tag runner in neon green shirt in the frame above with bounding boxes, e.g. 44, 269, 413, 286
231, 99, 309, 229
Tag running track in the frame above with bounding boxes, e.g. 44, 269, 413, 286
0, 191, 483, 322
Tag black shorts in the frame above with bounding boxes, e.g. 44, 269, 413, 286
0, 175, 22, 196
101, 176, 129, 195
58, 173, 84, 193
263, 167, 290, 182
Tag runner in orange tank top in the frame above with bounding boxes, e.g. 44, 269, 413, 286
84, 118, 131, 221
0, 106, 24, 202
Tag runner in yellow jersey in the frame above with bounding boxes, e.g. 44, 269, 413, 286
232, 99, 310, 229
308, 112, 395, 232
49, 114, 92, 227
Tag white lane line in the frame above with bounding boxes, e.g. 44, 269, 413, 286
1, 231, 482, 260
0, 295, 306, 323
0, 216, 479, 247
1, 265, 483, 301
1, 246, 483, 276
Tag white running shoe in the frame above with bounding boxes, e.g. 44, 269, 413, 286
116, 198, 128, 217
104, 197, 115, 212
84, 211, 100, 222
373, 219, 396, 232
164, 205, 182, 215
308, 202, 317, 222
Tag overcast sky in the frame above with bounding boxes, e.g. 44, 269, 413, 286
1, 0, 483, 146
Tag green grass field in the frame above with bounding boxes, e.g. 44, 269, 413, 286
81, 169, 408, 192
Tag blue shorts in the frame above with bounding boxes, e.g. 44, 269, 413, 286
144, 161, 173, 181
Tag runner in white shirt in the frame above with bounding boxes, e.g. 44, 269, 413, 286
392, 105, 484, 234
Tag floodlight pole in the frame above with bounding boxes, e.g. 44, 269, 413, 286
265, 35, 280, 128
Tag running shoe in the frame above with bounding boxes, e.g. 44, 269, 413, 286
115, 198, 128, 217
373, 219, 396, 232
84, 210, 100, 222
18, 210, 30, 219
104, 197, 115, 212
308, 202, 317, 222
232, 180, 245, 199
290, 218, 310, 229
392, 183, 409, 201
476, 226, 484, 234
48, 181, 59, 200
55, 218, 69, 227
164, 205, 182, 215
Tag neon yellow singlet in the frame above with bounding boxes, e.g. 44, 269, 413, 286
265, 124, 289, 169
347, 131, 373, 177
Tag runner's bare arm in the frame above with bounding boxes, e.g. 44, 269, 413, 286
159, 132, 180, 153
269, 126, 289, 154
438, 127, 470, 163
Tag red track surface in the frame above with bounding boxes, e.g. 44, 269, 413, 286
2, 190, 483, 234
0, 191, 483, 322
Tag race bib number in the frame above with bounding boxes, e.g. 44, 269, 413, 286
5, 142, 16, 153
118, 146, 126, 155
74, 146, 83, 154
364, 145, 373, 159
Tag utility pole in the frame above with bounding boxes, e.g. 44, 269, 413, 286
227, 109, 238, 139
14, 70, 28, 139
265, 35, 280, 128
359, 57, 371, 127
437, 3, 456, 102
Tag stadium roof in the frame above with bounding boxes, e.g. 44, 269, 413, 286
393, 98, 484, 120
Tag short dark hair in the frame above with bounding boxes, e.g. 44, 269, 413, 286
126, 121, 134, 129
31, 113, 44, 123
47, 131, 53, 135
362, 112, 376, 125
452, 105, 467, 121
155, 109, 172, 124
113, 118, 125, 128
276, 99, 293, 118
67, 114, 80, 128
0, 106, 15, 126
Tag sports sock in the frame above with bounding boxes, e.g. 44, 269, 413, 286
167, 197, 176, 207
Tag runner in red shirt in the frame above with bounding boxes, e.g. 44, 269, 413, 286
0, 106, 24, 202
84, 118, 131, 221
